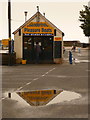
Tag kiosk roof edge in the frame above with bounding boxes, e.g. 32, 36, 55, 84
12, 11, 63, 35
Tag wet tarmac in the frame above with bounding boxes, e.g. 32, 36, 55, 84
1, 48, 89, 118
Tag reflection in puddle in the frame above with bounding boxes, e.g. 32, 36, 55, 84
17, 89, 63, 106
3, 90, 81, 106
47, 90, 81, 105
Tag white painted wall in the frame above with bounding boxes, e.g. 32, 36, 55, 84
14, 31, 22, 59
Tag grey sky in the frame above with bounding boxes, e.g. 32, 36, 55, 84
0, 0, 89, 43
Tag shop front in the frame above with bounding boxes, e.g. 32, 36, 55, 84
13, 11, 64, 64
23, 36, 53, 63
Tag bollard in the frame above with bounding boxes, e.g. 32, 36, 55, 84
54, 90, 56, 94
69, 51, 72, 64
8, 93, 11, 98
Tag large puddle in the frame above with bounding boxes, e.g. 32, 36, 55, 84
3, 90, 81, 106
47, 90, 81, 105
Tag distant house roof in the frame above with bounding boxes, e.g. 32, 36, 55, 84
13, 11, 64, 35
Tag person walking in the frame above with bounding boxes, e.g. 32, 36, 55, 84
78, 47, 81, 53
35, 42, 41, 63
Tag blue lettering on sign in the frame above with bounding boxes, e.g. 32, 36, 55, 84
24, 28, 52, 33
24, 33, 53, 36
24, 28, 40, 32
42, 28, 52, 32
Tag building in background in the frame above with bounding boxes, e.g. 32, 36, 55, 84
13, 9, 64, 64
63, 40, 80, 47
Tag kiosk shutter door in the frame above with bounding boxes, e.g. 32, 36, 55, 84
54, 41, 62, 58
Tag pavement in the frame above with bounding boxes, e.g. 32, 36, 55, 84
0, 47, 89, 118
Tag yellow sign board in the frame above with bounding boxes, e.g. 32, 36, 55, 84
17, 89, 63, 106
27, 22, 50, 27
54, 37, 62, 41
22, 22, 54, 34
2, 39, 9, 46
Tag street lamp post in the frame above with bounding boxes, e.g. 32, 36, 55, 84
8, 0, 12, 65
8, 0, 11, 52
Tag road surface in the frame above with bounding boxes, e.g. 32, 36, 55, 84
0, 48, 89, 118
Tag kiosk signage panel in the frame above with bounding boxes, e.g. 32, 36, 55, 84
22, 22, 54, 35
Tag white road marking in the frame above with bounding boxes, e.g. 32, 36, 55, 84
2, 98, 5, 100
26, 82, 31, 85
41, 67, 56, 77
33, 78, 39, 81
79, 60, 90, 62
14, 67, 56, 93
42, 75, 45, 77
0, 97, 6, 101
67, 76, 88, 78
45, 75, 88, 78
17, 87, 23, 91
75, 59, 90, 63
50, 68, 56, 71
45, 72, 49, 74
57, 75, 67, 78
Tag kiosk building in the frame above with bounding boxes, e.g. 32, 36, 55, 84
13, 9, 64, 64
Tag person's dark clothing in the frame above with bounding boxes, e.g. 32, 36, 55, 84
35, 44, 41, 63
